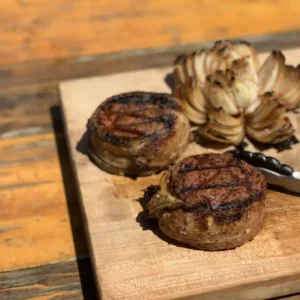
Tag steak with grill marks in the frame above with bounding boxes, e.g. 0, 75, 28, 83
146, 152, 267, 250
87, 92, 191, 176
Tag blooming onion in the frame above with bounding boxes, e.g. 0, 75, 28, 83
173, 40, 299, 146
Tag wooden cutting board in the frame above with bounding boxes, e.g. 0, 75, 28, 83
60, 47, 300, 300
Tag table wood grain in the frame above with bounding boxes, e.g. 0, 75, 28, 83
1, 7, 300, 298
0, 258, 97, 300
2, 0, 300, 64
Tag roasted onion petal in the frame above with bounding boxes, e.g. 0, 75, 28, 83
281, 79, 300, 108
183, 77, 207, 113
205, 108, 245, 144
207, 121, 244, 136
247, 109, 286, 130
274, 65, 300, 110
205, 58, 258, 115
182, 100, 207, 124
244, 98, 261, 115
208, 108, 243, 127
174, 63, 187, 86
258, 51, 284, 93
205, 48, 217, 75
247, 107, 286, 130
246, 93, 283, 124
247, 125, 290, 145
231, 57, 258, 82
206, 86, 238, 115
231, 42, 260, 71
184, 54, 196, 78
204, 126, 245, 145
246, 117, 294, 144
193, 50, 207, 84
174, 86, 206, 124
210, 41, 233, 66
283, 91, 300, 110
273, 68, 295, 96
232, 79, 258, 111
258, 51, 300, 110
271, 127, 295, 144
205, 45, 232, 75
173, 79, 207, 124
246, 92, 294, 143
246, 95, 286, 130
205, 72, 239, 115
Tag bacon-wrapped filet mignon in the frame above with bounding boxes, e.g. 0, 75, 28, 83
87, 92, 191, 176
146, 152, 267, 250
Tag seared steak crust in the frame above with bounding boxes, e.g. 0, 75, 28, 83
87, 92, 191, 176
168, 153, 266, 211
147, 153, 267, 250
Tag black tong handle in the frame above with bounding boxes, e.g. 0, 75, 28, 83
227, 150, 294, 176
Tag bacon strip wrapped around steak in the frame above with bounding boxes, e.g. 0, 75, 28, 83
146, 153, 267, 250
87, 92, 191, 176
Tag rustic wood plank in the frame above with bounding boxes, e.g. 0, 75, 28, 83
2, 0, 300, 64
0, 131, 87, 272
0, 82, 58, 138
0, 258, 98, 300
1, 31, 300, 89
0, 81, 89, 272
1, 31, 300, 141
60, 48, 300, 299
0, 258, 297, 300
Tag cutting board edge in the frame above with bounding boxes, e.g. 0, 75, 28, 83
59, 83, 104, 300
58, 47, 300, 300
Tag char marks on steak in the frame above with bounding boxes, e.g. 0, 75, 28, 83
93, 92, 179, 145
87, 92, 191, 176
168, 153, 266, 213
146, 153, 267, 250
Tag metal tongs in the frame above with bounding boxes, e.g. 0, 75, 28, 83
228, 150, 300, 194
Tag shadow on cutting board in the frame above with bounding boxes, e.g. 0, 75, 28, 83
50, 105, 98, 300
76, 129, 89, 156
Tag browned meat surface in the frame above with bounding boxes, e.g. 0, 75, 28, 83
87, 92, 191, 176
147, 153, 267, 250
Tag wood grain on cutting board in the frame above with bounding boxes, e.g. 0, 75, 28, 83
60, 47, 300, 300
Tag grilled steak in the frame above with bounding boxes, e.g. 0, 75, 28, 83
146, 152, 267, 250
87, 92, 191, 176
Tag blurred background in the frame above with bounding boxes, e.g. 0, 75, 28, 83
1, 0, 300, 63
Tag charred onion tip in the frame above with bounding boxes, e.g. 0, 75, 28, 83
174, 56, 186, 65
214, 80, 223, 87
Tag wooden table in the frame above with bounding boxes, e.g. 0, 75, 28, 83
2, 2, 300, 299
